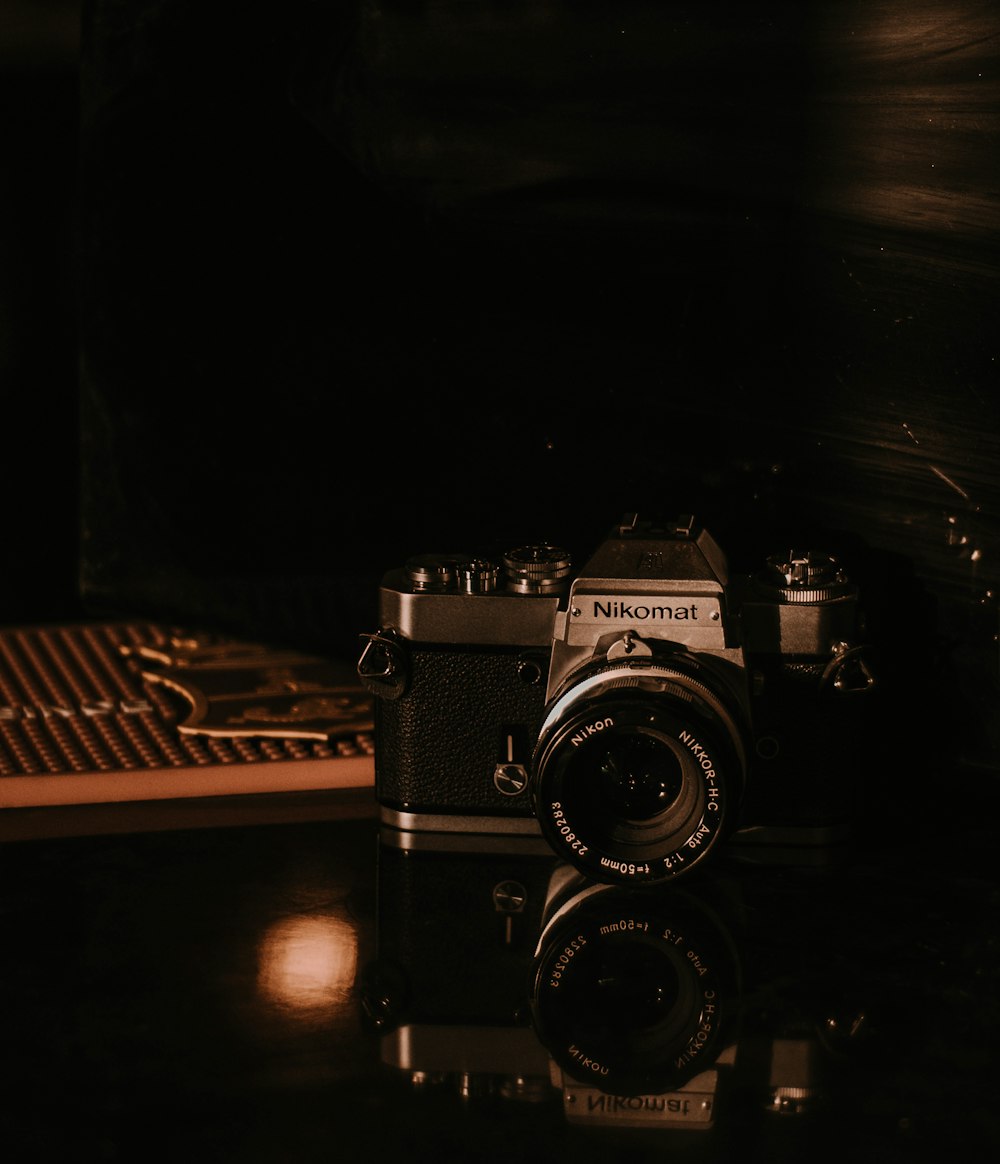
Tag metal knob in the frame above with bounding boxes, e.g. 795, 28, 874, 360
503, 545, 572, 593
405, 553, 472, 591
762, 550, 851, 604
456, 559, 500, 593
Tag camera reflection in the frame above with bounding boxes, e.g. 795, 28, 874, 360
362, 828, 864, 1141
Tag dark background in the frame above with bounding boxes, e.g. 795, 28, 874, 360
2, 0, 998, 769
2, 8, 1000, 1159
2, 0, 80, 618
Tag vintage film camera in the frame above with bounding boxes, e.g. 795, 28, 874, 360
358, 513, 876, 885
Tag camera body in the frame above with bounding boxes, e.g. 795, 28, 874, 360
359, 513, 875, 884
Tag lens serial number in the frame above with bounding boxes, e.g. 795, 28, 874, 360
548, 934, 587, 989
550, 804, 589, 857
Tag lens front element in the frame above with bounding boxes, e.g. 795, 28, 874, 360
597, 734, 685, 821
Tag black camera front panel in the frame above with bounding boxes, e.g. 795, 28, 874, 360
375, 642, 549, 818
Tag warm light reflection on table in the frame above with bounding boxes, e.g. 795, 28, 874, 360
257, 914, 359, 1015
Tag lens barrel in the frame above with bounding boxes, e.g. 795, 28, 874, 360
531, 661, 747, 885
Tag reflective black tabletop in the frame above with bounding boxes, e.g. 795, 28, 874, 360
3, 790, 998, 1163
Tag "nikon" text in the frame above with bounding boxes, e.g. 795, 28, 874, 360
570, 717, 613, 747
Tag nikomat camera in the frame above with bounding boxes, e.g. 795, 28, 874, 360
358, 513, 876, 885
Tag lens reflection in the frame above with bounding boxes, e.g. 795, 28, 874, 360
532, 881, 739, 1095
570, 942, 684, 1039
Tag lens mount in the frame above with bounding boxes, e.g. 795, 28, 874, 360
531, 661, 747, 885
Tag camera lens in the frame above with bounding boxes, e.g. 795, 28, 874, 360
532, 883, 738, 1095
532, 661, 748, 885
